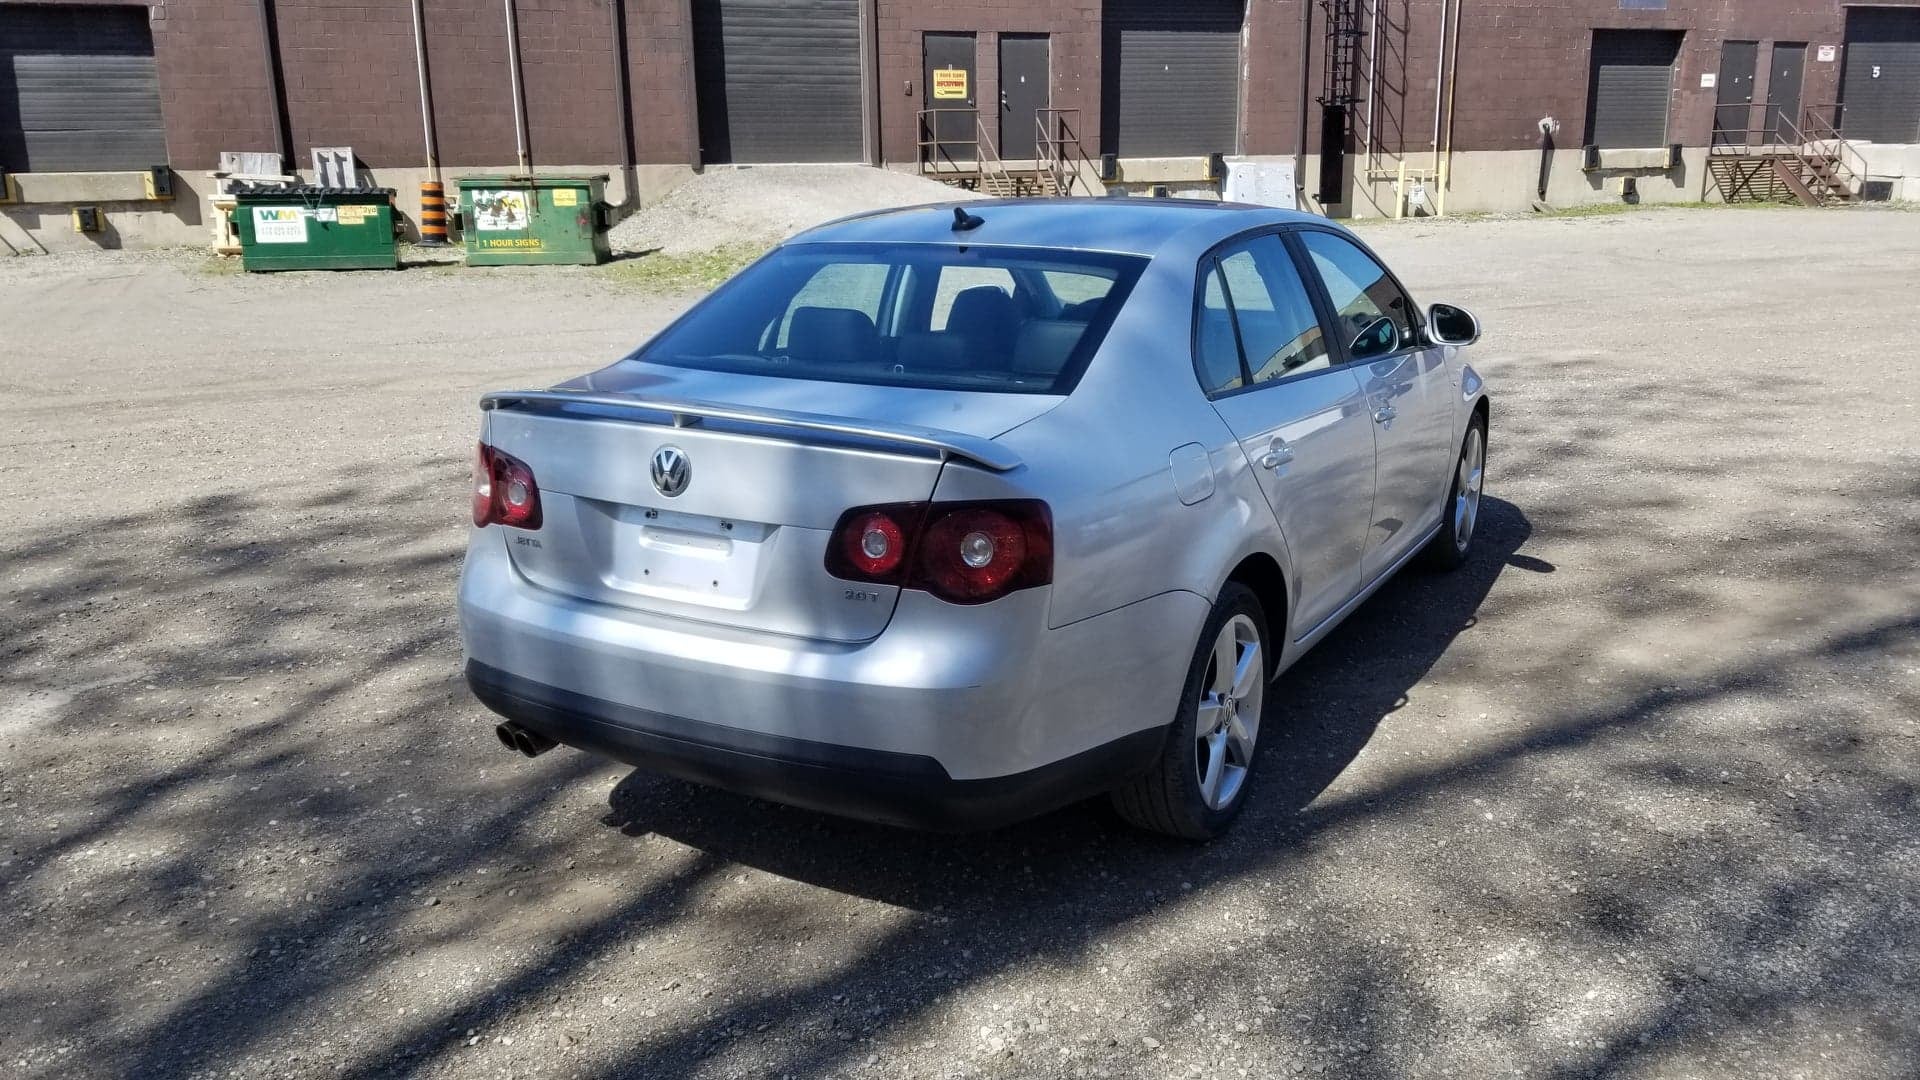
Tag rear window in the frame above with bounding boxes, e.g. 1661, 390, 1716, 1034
634, 243, 1148, 394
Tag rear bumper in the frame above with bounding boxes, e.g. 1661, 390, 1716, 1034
458, 530, 1206, 783
467, 659, 1164, 830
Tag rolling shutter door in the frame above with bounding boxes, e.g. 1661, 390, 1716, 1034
1585, 30, 1682, 149
1103, 0, 1242, 158
692, 0, 862, 164
0, 4, 168, 173
1842, 9, 1920, 143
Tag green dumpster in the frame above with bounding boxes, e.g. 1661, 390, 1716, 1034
233, 185, 398, 272
457, 174, 611, 267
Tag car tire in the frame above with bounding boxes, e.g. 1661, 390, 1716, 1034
1421, 411, 1487, 572
1111, 582, 1269, 840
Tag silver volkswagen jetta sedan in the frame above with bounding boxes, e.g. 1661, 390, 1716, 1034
461, 198, 1487, 838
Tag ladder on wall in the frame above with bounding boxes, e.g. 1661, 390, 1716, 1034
1314, 0, 1365, 203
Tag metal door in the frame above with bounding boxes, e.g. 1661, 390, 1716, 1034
1349, 348, 1454, 577
1101, 0, 1243, 157
1771, 43, 1807, 141
1198, 235, 1376, 635
1212, 374, 1375, 638
999, 34, 1050, 161
1294, 229, 1454, 581
1714, 41, 1758, 145
923, 32, 977, 165
0, 5, 167, 172
1841, 8, 1920, 143
1585, 30, 1683, 148
691, 0, 863, 164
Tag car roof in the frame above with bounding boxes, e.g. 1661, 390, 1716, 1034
786, 197, 1326, 257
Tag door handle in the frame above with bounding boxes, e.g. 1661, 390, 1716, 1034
1372, 404, 1397, 425
1258, 440, 1295, 469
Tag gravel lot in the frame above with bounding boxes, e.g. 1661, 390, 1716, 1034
3, 207, 1917, 1080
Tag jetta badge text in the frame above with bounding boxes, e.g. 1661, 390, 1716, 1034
650, 445, 691, 497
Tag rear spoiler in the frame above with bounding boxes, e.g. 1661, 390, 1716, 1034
479, 389, 1023, 472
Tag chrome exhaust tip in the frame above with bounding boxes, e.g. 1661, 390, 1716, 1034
495, 722, 555, 758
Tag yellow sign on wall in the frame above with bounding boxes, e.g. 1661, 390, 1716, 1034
551, 188, 578, 207
933, 67, 968, 100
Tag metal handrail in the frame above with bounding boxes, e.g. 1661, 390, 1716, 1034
1710, 101, 1790, 151
1710, 100, 1848, 151
973, 118, 1015, 191
1035, 108, 1096, 196
917, 107, 980, 179
916, 107, 1018, 193
1795, 102, 1865, 193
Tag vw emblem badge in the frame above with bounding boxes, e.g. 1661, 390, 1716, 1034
650, 445, 691, 497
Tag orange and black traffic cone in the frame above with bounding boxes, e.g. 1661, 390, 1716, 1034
418, 180, 449, 245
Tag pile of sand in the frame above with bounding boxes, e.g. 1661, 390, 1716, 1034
608, 165, 978, 256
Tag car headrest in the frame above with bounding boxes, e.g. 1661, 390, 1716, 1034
945, 286, 1020, 360
1060, 297, 1106, 321
787, 306, 878, 365
1012, 319, 1089, 378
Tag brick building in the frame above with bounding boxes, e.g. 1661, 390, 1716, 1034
2, 0, 1917, 251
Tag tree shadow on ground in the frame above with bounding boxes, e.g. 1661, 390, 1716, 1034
608, 497, 1536, 911
4, 381, 1917, 1080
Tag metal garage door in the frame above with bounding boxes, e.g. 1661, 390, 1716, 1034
0, 4, 167, 173
1585, 30, 1683, 149
692, 0, 863, 164
1842, 8, 1920, 143
1102, 0, 1242, 158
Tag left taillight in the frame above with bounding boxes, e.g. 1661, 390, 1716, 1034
826, 499, 1051, 605
472, 442, 542, 530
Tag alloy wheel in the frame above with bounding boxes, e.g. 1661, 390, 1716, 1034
1453, 425, 1485, 554
1194, 614, 1263, 810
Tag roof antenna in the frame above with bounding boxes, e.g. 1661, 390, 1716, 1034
952, 206, 984, 232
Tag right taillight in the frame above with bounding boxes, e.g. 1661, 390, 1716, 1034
826, 500, 1051, 605
472, 442, 542, 530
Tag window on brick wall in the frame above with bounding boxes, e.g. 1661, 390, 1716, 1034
0, 4, 168, 172
1584, 29, 1684, 149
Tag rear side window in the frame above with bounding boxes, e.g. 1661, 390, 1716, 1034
1195, 269, 1244, 394
637, 243, 1147, 394
1194, 234, 1331, 395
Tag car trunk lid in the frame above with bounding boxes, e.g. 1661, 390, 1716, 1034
481, 380, 1040, 644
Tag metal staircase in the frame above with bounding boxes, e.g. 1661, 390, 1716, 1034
1708, 102, 1861, 207
918, 107, 1091, 196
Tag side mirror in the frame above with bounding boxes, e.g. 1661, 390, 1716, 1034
1348, 316, 1399, 360
1427, 303, 1481, 347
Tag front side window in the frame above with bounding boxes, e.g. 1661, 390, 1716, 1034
1300, 231, 1415, 361
1193, 233, 1331, 395
635, 243, 1146, 394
